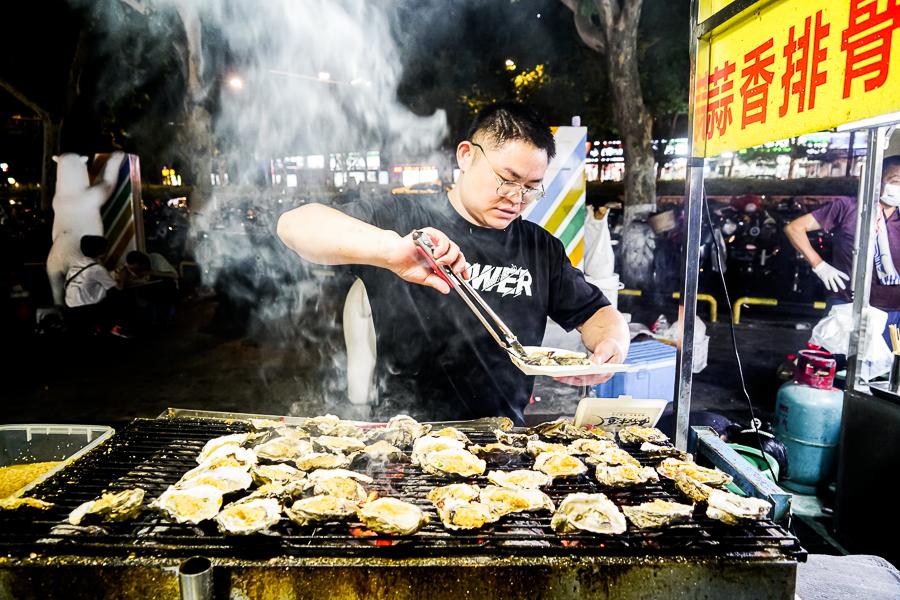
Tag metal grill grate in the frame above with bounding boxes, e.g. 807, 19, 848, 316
0, 417, 805, 561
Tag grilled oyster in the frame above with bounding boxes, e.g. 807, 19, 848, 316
493, 429, 538, 448
307, 476, 368, 504
674, 471, 716, 503
595, 464, 660, 488
529, 418, 613, 442
285, 494, 358, 526
304, 469, 373, 484
357, 497, 428, 535
657, 458, 733, 488
640, 442, 691, 461
249, 418, 286, 431
153, 484, 224, 524
303, 415, 365, 438
618, 425, 669, 445
357, 441, 406, 463
184, 446, 257, 481
551, 493, 627, 535
366, 415, 431, 448
426, 483, 481, 505
295, 452, 352, 471
486, 469, 552, 490
176, 466, 253, 494
584, 447, 641, 468
273, 426, 311, 440
68, 488, 145, 525
568, 438, 619, 456
251, 463, 302, 487
419, 448, 486, 477
0, 497, 54, 511
622, 499, 694, 529
254, 436, 315, 463
525, 440, 572, 457
434, 499, 495, 531
479, 485, 554, 519
533, 452, 588, 479
196, 433, 250, 464
433, 427, 471, 444
215, 497, 281, 535
522, 350, 591, 366
313, 436, 367, 455
706, 490, 772, 525
411, 436, 466, 465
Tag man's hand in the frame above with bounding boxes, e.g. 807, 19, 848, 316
554, 338, 626, 387
813, 261, 850, 292
383, 227, 469, 294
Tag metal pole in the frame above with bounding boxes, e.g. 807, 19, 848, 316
845, 127, 886, 389
674, 0, 706, 451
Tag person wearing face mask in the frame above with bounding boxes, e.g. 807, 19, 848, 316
784, 155, 900, 344
277, 102, 629, 425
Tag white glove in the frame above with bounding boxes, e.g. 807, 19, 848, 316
813, 261, 850, 292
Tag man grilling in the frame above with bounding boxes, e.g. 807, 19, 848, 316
277, 102, 629, 425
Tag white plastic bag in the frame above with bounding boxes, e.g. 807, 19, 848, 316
584, 207, 615, 279
809, 303, 892, 380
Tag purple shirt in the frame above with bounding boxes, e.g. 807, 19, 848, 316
812, 196, 900, 311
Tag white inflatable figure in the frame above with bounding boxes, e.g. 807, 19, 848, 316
46, 152, 125, 306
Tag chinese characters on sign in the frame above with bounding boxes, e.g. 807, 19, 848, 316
695, 0, 900, 156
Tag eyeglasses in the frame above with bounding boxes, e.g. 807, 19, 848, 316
471, 143, 545, 205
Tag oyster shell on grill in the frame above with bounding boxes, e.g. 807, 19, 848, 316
533, 452, 588, 479
479, 485, 554, 519
550, 493, 627, 535
640, 442, 691, 461
706, 489, 772, 525
185, 446, 258, 479
0, 497, 54, 511
273, 426, 311, 440
426, 483, 481, 505
493, 429, 538, 448
356, 441, 406, 463
528, 418, 614, 442
411, 436, 466, 465
595, 464, 660, 488
196, 433, 250, 464
618, 425, 669, 445
525, 440, 572, 457
434, 499, 495, 531
249, 418, 286, 431
305, 476, 368, 504
674, 470, 716, 503
584, 447, 641, 468
568, 438, 619, 456
285, 494, 358, 526
68, 488, 145, 525
433, 427, 471, 444
176, 466, 253, 494
486, 469, 552, 490
622, 499, 694, 529
152, 484, 224, 524
294, 452, 352, 471
303, 415, 365, 439
468, 443, 525, 464
365, 415, 431, 448
253, 436, 315, 463
313, 435, 367, 455
656, 458, 733, 488
356, 497, 429, 535
215, 497, 281, 535
419, 448, 486, 477
304, 469, 373, 484
251, 463, 302, 487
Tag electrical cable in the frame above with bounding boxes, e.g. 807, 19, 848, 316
701, 186, 782, 488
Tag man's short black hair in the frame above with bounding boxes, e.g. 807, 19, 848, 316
80, 235, 108, 259
883, 155, 900, 173
466, 102, 556, 160
125, 250, 151, 271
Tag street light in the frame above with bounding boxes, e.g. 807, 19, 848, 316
227, 76, 244, 90
504, 59, 516, 71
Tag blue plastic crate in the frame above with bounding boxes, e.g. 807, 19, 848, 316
593, 340, 677, 402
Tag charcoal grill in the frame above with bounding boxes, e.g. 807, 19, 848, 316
0, 412, 804, 599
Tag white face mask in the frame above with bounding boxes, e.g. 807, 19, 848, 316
882, 183, 900, 207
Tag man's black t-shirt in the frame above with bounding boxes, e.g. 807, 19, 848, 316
340, 194, 609, 425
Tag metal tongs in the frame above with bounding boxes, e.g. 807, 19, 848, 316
412, 229, 528, 360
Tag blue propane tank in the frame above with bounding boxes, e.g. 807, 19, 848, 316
774, 350, 843, 494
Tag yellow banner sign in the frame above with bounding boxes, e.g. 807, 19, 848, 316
698, 0, 739, 23
694, 0, 900, 156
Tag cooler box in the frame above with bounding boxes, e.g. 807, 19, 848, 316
593, 340, 677, 402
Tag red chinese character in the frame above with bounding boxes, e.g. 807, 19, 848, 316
841, 0, 900, 98
706, 61, 736, 139
780, 10, 830, 116
740, 38, 775, 128
694, 71, 710, 135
